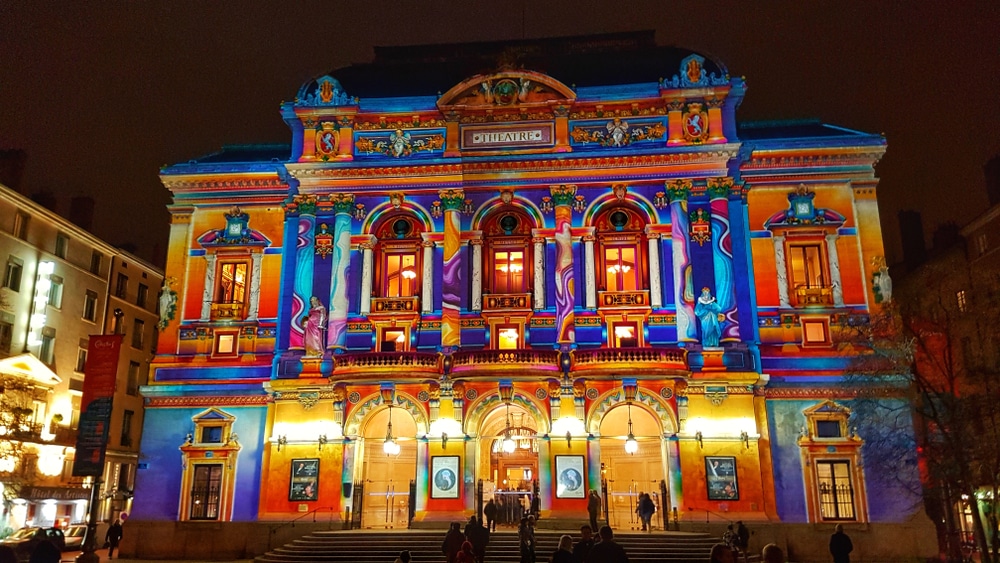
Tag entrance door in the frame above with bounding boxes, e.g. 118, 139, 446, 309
599, 404, 667, 530
478, 405, 539, 526
361, 407, 417, 529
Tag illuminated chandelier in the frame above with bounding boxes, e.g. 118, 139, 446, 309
623, 379, 638, 455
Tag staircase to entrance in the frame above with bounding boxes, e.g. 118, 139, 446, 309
255, 529, 719, 562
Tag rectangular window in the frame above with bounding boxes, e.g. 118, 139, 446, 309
816, 460, 856, 520
118, 463, 133, 492
189, 464, 223, 520
379, 328, 407, 352
216, 262, 248, 304
0, 321, 12, 354
383, 253, 417, 298
132, 319, 145, 349
55, 233, 69, 259
127, 361, 140, 395
137, 283, 148, 308
612, 322, 638, 348
604, 246, 638, 291
957, 290, 967, 313
83, 290, 98, 321
789, 244, 827, 290
13, 211, 28, 240
493, 250, 525, 294
120, 410, 134, 447
815, 420, 843, 438
115, 273, 128, 298
200, 426, 223, 444
802, 318, 831, 346
214, 333, 238, 356
76, 348, 88, 373
496, 324, 520, 350
977, 233, 989, 256
40, 330, 55, 364
3, 257, 23, 292
90, 251, 102, 275
48, 276, 63, 309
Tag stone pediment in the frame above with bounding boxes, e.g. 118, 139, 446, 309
437, 70, 575, 112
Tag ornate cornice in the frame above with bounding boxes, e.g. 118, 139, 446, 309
758, 387, 905, 399
146, 396, 268, 407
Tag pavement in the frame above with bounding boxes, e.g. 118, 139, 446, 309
60, 549, 252, 563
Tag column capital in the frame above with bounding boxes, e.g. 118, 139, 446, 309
706, 177, 734, 200
549, 184, 578, 206
666, 98, 685, 112
330, 193, 356, 215
438, 189, 466, 211
665, 179, 692, 203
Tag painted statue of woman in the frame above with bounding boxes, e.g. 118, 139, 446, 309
302, 296, 327, 357
694, 287, 722, 348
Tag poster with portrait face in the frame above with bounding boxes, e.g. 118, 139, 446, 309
555, 455, 585, 498
431, 456, 460, 499
289, 459, 319, 501
705, 456, 739, 501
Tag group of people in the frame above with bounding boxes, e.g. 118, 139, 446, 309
634, 492, 655, 531
441, 516, 491, 563
709, 522, 854, 563
525, 520, 629, 563
482, 494, 537, 530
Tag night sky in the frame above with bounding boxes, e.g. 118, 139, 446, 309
2, 2, 998, 267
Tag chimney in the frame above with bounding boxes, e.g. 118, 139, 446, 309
70, 196, 95, 231
897, 210, 926, 271
985, 155, 1000, 207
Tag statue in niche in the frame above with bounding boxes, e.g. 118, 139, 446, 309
157, 277, 178, 330
694, 287, 723, 348
301, 296, 327, 357
872, 256, 893, 304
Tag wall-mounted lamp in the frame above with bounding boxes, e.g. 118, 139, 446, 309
566, 430, 572, 449
441, 432, 448, 449
276, 435, 287, 452
740, 431, 749, 449
695, 431, 703, 448
318, 434, 328, 452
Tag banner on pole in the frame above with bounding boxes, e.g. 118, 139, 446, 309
72, 335, 122, 477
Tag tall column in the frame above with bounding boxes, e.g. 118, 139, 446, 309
826, 233, 845, 307
666, 99, 685, 146
421, 236, 435, 314
772, 234, 790, 308
706, 98, 727, 143
707, 178, 740, 340
290, 198, 317, 350
666, 436, 683, 512
439, 189, 465, 352
645, 229, 662, 309
327, 195, 355, 350
200, 254, 217, 321
470, 234, 483, 312
247, 253, 262, 321
551, 185, 578, 349
532, 233, 546, 310
666, 180, 697, 342
583, 229, 597, 309
359, 237, 375, 315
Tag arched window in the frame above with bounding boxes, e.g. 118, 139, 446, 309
594, 205, 650, 347
480, 207, 535, 350
375, 216, 422, 299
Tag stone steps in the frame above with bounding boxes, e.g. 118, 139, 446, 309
255, 529, 719, 563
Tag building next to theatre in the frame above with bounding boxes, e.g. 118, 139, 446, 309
132, 32, 935, 560
0, 181, 162, 532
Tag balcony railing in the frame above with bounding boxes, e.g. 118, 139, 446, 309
333, 351, 441, 377
371, 296, 420, 314
451, 349, 561, 374
210, 301, 244, 320
482, 293, 532, 311
572, 347, 688, 374
794, 285, 833, 306
598, 290, 650, 309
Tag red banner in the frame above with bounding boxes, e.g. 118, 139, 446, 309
72, 335, 122, 476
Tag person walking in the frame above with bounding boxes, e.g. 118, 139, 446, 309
442, 522, 465, 563
637, 493, 655, 531
587, 489, 602, 531
393, 550, 411, 563
456, 541, 476, 563
549, 535, 575, 563
830, 524, 853, 563
484, 498, 498, 531
466, 516, 489, 563
572, 525, 596, 563
587, 526, 629, 563
106, 519, 123, 559
518, 515, 536, 563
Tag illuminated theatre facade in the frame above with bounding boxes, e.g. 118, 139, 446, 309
135, 38, 926, 538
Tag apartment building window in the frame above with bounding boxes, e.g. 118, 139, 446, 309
55, 233, 69, 259
48, 276, 63, 309
0, 320, 12, 354
957, 290, 968, 313
976, 233, 989, 256
90, 251, 102, 275
816, 460, 857, 521
3, 257, 23, 292
76, 348, 88, 373
40, 329, 56, 364
189, 465, 223, 520
120, 410, 134, 447
115, 273, 128, 298
13, 211, 28, 240
83, 290, 97, 321
137, 283, 148, 308
132, 319, 145, 349
127, 361, 140, 396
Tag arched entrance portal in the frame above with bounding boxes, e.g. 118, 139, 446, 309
360, 406, 416, 529
478, 403, 539, 526
599, 404, 668, 530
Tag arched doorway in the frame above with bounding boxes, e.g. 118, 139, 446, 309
599, 404, 667, 530
360, 406, 416, 529
478, 403, 539, 526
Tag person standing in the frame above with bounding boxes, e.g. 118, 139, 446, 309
106, 519, 123, 559
709, 543, 736, 563
829, 524, 853, 563
637, 493, 655, 531
587, 489, 602, 531
572, 525, 596, 563
549, 535, 575, 563
442, 522, 465, 563
484, 498, 498, 531
393, 550, 411, 563
587, 526, 629, 563
518, 515, 536, 563
735, 521, 750, 561
466, 516, 489, 563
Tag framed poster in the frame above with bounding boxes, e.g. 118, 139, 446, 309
289, 459, 319, 501
705, 456, 739, 501
555, 455, 585, 498
431, 456, 460, 499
